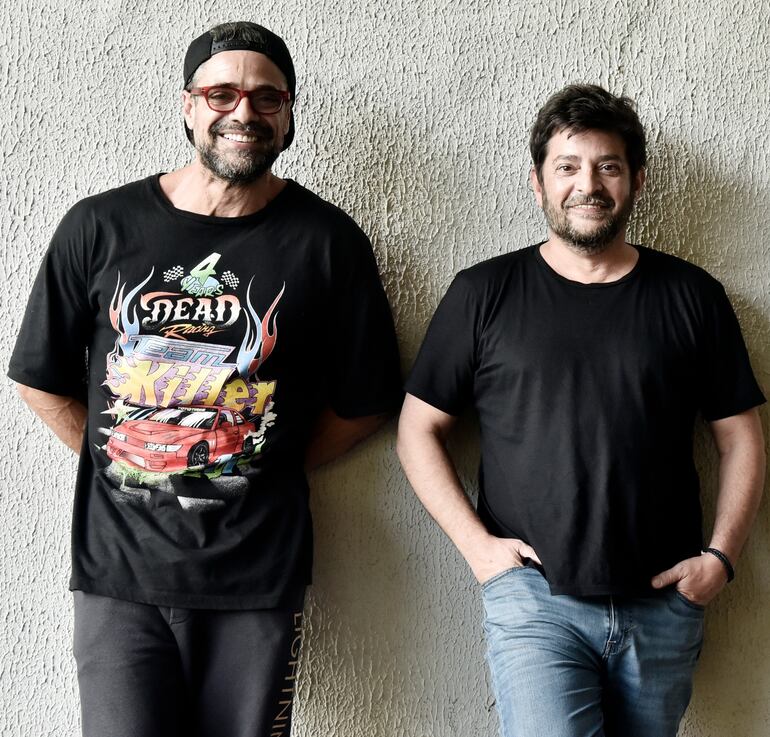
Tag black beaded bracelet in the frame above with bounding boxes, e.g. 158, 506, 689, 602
703, 547, 735, 582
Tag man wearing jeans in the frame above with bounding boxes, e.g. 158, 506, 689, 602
10, 21, 402, 737
397, 84, 765, 736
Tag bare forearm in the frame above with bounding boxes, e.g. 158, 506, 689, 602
652, 409, 765, 603
305, 408, 390, 471
397, 421, 491, 563
708, 409, 766, 563
397, 416, 541, 582
16, 384, 87, 454
397, 394, 541, 582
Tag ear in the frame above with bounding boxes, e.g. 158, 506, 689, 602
281, 103, 292, 136
530, 167, 544, 208
633, 166, 646, 199
182, 90, 196, 130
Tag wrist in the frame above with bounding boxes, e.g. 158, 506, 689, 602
460, 530, 496, 567
702, 547, 735, 582
462, 533, 520, 580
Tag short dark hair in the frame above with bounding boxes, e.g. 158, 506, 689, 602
211, 21, 266, 44
529, 84, 646, 179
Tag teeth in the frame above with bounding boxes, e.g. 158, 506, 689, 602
222, 133, 258, 142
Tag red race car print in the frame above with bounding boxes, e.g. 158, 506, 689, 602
106, 406, 257, 472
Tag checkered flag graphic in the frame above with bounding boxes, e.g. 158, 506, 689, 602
163, 265, 184, 282
221, 271, 240, 289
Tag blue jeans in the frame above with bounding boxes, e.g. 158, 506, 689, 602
482, 567, 703, 737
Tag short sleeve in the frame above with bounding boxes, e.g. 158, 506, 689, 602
698, 282, 765, 421
405, 272, 479, 416
326, 236, 403, 418
8, 205, 92, 399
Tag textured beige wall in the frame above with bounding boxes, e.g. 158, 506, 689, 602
2, 1, 768, 735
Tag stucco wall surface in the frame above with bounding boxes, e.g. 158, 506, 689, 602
1, 1, 768, 735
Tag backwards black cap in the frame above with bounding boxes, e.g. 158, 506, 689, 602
183, 22, 296, 150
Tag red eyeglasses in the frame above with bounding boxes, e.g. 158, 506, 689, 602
188, 86, 291, 114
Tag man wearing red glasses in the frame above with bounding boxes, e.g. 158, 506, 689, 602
9, 21, 402, 737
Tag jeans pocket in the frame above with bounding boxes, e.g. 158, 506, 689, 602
481, 566, 529, 592
668, 589, 706, 616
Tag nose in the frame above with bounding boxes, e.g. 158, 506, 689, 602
575, 167, 603, 195
229, 93, 261, 122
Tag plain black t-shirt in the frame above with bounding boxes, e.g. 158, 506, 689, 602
9, 175, 403, 609
406, 244, 764, 596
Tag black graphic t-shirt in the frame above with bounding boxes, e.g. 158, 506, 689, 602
9, 176, 403, 609
406, 244, 765, 597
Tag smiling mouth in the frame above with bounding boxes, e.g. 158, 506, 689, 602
567, 203, 612, 217
219, 132, 264, 143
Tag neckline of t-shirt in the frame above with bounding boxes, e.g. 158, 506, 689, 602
148, 173, 298, 225
533, 241, 644, 288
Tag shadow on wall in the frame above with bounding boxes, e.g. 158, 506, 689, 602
633, 136, 770, 736
299, 97, 499, 737
298, 78, 504, 364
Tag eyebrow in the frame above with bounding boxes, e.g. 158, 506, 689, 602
204, 83, 284, 91
553, 154, 624, 163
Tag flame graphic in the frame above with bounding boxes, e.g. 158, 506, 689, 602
109, 272, 124, 335
107, 269, 154, 361
236, 281, 285, 379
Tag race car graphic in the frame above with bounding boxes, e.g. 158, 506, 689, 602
106, 405, 257, 473
99, 256, 284, 506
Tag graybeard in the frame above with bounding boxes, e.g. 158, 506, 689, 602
543, 193, 634, 254
197, 124, 281, 185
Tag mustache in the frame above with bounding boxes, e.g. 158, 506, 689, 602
210, 120, 274, 137
565, 196, 615, 208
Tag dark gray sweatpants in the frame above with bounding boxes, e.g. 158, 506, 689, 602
73, 591, 304, 737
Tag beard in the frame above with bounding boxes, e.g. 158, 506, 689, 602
196, 120, 281, 185
542, 190, 634, 254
